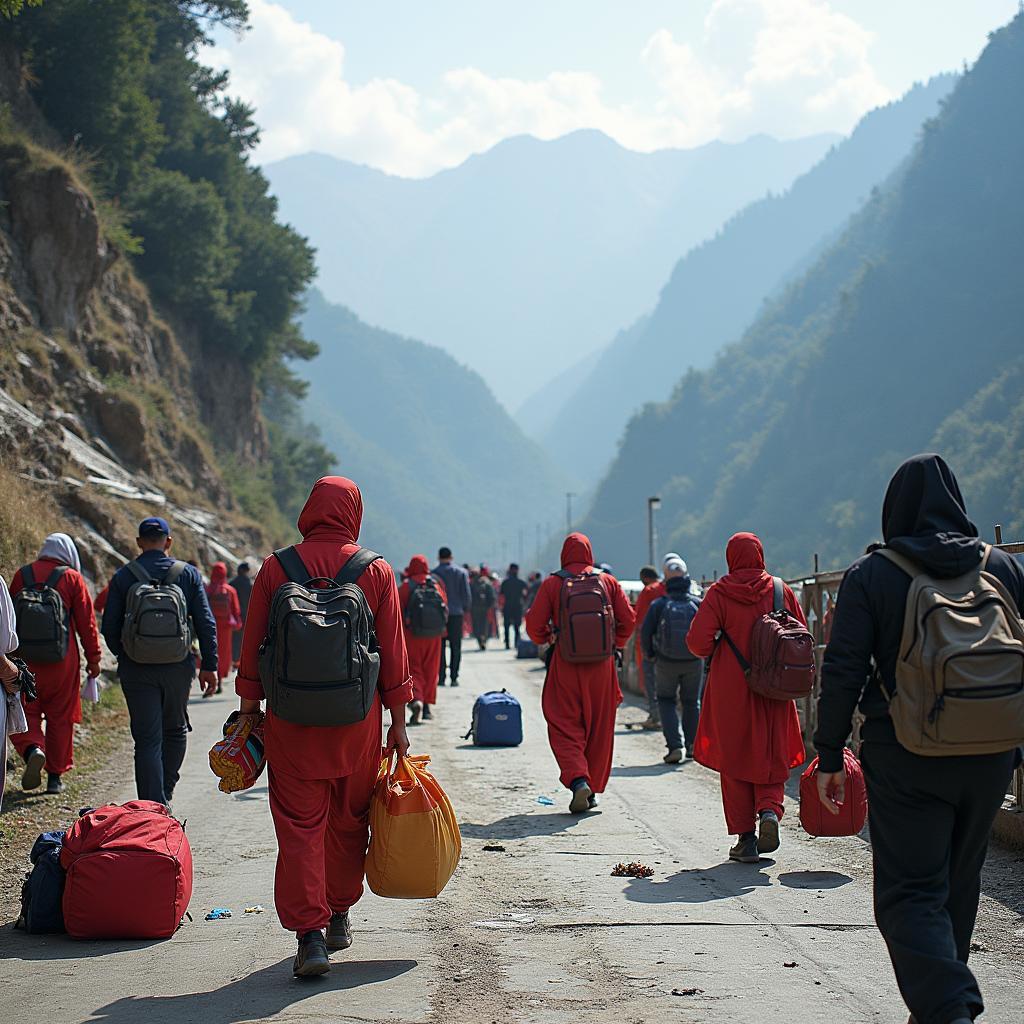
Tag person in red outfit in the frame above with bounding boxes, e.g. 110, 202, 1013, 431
205, 561, 241, 694
631, 565, 665, 729
686, 532, 806, 863
10, 533, 102, 795
235, 476, 412, 977
525, 533, 635, 814
399, 555, 447, 726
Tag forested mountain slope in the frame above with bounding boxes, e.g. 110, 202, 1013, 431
298, 291, 566, 564
535, 77, 954, 485
267, 130, 837, 404
578, 14, 1024, 577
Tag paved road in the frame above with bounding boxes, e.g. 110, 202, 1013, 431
1, 644, 1022, 1023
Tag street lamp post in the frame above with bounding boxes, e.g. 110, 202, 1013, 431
647, 496, 662, 566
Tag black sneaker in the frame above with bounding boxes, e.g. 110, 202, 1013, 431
46, 773, 64, 795
450, 678, 459, 688
293, 930, 330, 976
757, 810, 780, 854
588, 793, 600, 810
569, 779, 593, 815
421, 705, 433, 721
21, 746, 45, 791
728, 833, 760, 864
408, 700, 423, 726
325, 911, 353, 951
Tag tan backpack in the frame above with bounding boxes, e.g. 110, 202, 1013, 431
877, 544, 1024, 756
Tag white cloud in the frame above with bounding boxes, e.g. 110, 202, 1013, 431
211, 0, 894, 176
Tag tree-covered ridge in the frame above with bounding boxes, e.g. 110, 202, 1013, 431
579, 12, 1024, 578
8, 0, 314, 389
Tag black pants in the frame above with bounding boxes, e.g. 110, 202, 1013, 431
862, 741, 1016, 1024
119, 661, 193, 804
503, 609, 522, 648
654, 659, 703, 753
439, 614, 464, 684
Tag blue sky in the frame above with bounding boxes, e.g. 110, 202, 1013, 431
212, 0, 1020, 175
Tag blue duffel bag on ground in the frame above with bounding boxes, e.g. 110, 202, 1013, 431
17, 829, 66, 933
516, 638, 538, 659
464, 689, 523, 746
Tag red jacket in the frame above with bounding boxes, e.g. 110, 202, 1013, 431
236, 477, 413, 779
205, 562, 241, 626
686, 532, 806, 783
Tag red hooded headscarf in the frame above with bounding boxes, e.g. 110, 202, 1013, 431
560, 532, 594, 570
714, 532, 774, 605
210, 561, 228, 584
404, 554, 429, 580
297, 476, 363, 544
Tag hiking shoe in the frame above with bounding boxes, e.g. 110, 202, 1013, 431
215, 682, 223, 695
46, 773, 64, 795
685, 749, 695, 761
408, 700, 423, 726
450, 678, 459, 688
293, 930, 330, 976
640, 716, 660, 731
569, 779, 594, 815
21, 746, 45, 791
728, 834, 760, 864
588, 793, 600, 810
663, 748, 684, 764
421, 705, 433, 721
325, 911, 352, 951
757, 810, 780, 854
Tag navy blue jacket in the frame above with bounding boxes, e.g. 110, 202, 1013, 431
641, 575, 701, 660
432, 561, 472, 617
101, 550, 218, 672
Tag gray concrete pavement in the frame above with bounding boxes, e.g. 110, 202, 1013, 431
1, 644, 1022, 1023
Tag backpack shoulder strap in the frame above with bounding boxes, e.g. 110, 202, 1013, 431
719, 628, 751, 676
20, 564, 35, 589
127, 560, 152, 586
43, 566, 69, 589
273, 546, 310, 584
163, 561, 187, 587
980, 543, 993, 572
336, 548, 382, 587
875, 547, 921, 579
772, 576, 784, 613
554, 569, 572, 579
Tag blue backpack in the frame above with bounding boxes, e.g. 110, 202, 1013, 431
655, 596, 700, 661
17, 830, 66, 933
464, 690, 523, 746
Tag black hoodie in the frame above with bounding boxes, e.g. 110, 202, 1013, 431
814, 454, 1024, 772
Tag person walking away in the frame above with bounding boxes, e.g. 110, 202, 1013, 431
686, 533, 805, 862
101, 517, 218, 804
500, 564, 528, 649
235, 476, 412, 977
400, 555, 448, 724
471, 567, 496, 650
525, 533, 635, 813
814, 453, 1024, 1024
631, 565, 665, 730
205, 562, 241, 694
9, 534, 102, 795
641, 558, 703, 763
525, 571, 543, 612
433, 547, 471, 688
1, 573, 24, 810
229, 561, 253, 667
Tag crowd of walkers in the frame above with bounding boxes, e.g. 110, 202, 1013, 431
1, 454, 1021, 1023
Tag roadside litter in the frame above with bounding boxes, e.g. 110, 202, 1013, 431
536, 795, 555, 806
611, 862, 654, 878
244, 905, 264, 914
205, 908, 232, 920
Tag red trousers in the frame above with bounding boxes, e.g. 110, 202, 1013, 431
214, 622, 234, 680
11, 662, 80, 775
720, 774, 785, 835
268, 761, 377, 935
406, 634, 441, 706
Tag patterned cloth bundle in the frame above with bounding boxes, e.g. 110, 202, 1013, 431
209, 711, 266, 793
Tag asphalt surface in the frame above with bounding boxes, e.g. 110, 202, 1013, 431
1, 643, 1022, 1023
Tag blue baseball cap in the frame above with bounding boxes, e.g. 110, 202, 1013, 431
138, 516, 171, 538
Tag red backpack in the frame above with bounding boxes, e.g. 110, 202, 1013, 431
720, 577, 815, 700
555, 569, 614, 663
799, 747, 868, 837
60, 800, 193, 939
208, 587, 232, 618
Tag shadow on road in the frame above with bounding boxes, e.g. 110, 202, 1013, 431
777, 870, 852, 890
620, 861, 774, 904
0, 926, 161, 959
461, 811, 585, 840
85, 958, 418, 1023
611, 763, 684, 778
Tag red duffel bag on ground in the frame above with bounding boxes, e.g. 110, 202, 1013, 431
799, 747, 868, 837
60, 800, 193, 939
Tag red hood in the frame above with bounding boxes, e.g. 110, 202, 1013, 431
297, 476, 362, 543
560, 532, 594, 569
210, 561, 228, 583
716, 532, 773, 605
405, 554, 429, 578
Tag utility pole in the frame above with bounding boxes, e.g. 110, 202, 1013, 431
566, 492, 576, 534
647, 495, 661, 566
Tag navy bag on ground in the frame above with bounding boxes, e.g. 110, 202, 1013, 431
464, 689, 523, 746
516, 637, 538, 659
17, 830, 66, 933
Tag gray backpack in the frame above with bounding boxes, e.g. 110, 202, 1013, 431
120, 560, 191, 664
878, 544, 1024, 755
14, 565, 69, 664
258, 546, 382, 727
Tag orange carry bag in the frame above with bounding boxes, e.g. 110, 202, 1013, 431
365, 753, 461, 899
